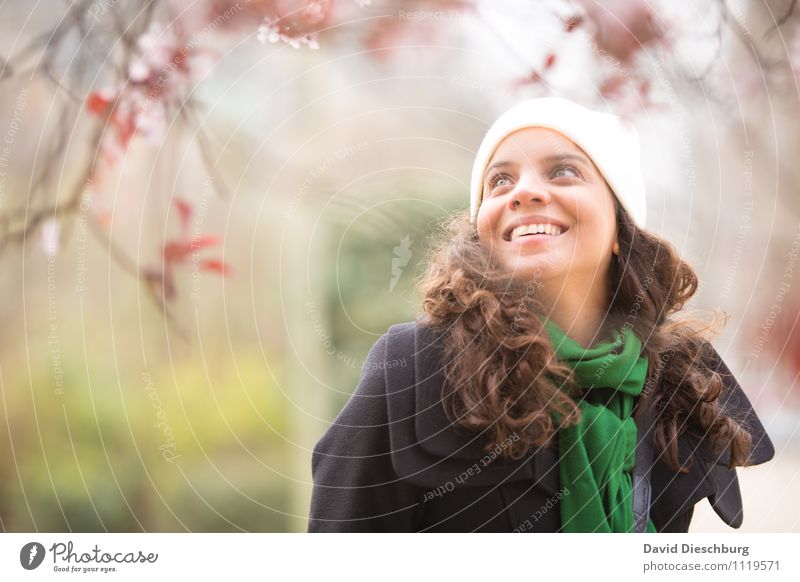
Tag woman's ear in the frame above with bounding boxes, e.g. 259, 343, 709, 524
612, 240, 620, 255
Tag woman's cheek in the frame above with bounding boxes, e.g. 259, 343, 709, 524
476, 209, 500, 240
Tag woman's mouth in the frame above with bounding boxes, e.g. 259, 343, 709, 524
504, 223, 569, 242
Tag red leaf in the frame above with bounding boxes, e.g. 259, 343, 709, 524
199, 259, 232, 276
508, 70, 543, 94
189, 234, 220, 250
110, 112, 136, 149
86, 89, 115, 116
174, 197, 193, 233
163, 235, 220, 264
524, 70, 541, 84
163, 241, 195, 263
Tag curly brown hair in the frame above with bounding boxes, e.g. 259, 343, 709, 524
415, 201, 753, 474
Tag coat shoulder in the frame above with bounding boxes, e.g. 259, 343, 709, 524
691, 340, 775, 466
649, 339, 776, 530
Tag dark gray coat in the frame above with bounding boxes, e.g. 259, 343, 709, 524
308, 320, 775, 532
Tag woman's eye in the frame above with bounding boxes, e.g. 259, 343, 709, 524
489, 174, 512, 190
551, 164, 581, 179
489, 174, 511, 189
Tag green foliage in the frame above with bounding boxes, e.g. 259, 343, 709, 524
0, 346, 292, 532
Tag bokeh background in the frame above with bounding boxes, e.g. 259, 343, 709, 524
0, 0, 798, 532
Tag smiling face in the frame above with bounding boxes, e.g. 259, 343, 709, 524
476, 127, 620, 292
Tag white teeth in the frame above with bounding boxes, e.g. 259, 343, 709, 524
509, 223, 564, 241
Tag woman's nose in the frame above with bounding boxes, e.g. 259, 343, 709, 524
507, 174, 552, 210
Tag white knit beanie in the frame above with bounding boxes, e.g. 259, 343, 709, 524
469, 97, 647, 228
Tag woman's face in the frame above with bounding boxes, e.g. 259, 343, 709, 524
476, 127, 619, 287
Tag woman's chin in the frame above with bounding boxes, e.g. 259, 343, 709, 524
502, 255, 560, 282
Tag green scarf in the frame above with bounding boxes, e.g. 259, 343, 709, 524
542, 318, 657, 533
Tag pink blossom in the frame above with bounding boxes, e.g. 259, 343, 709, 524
257, 19, 320, 49
580, 0, 666, 66
86, 23, 218, 164
40, 218, 60, 256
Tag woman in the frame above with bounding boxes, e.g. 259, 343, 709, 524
308, 97, 775, 533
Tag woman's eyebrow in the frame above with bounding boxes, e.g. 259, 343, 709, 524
539, 153, 592, 167
485, 160, 517, 174
486, 153, 591, 176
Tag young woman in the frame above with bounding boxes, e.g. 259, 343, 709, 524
308, 97, 775, 533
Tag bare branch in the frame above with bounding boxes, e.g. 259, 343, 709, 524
765, 0, 797, 38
